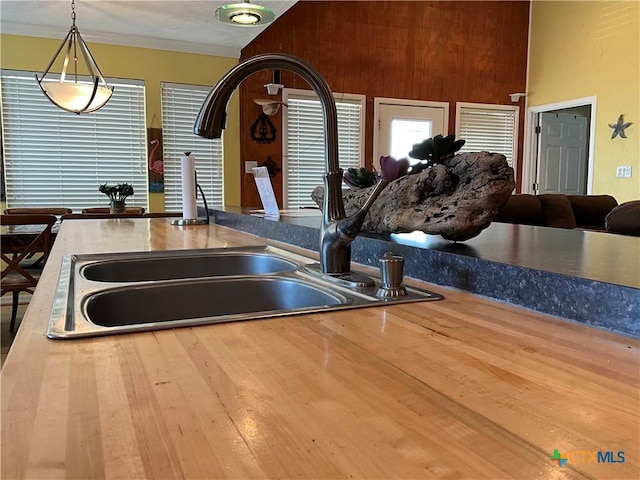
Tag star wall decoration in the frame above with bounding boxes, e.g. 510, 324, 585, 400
608, 114, 632, 139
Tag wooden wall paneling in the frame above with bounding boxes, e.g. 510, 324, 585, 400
239, 1, 529, 206
241, 71, 283, 208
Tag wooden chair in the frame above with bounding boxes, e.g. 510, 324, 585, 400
81, 206, 145, 214
4, 207, 72, 216
2, 210, 64, 267
1, 214, 57, 331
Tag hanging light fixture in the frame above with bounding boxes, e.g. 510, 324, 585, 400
36, 0, 113, 114
215, 2, 275, 27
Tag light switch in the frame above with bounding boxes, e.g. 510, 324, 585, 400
245, 160, 258, 174
616, 165, 632, 178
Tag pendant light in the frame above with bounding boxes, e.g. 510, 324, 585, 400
36, 0, 113, 114
215, 2, 275, 27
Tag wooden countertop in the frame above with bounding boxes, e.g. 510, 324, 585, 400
2, 218, 638, 479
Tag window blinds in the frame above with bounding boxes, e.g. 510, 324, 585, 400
456, 104, 518, 167
1, 70, 147, 210
161, 82, 223, 211
283, 91, 364, 208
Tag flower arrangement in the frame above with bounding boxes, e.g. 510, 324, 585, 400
379, 155, 410, 182
407, 134, 465, 174
99, 183, 135, 203
341, 135, 465, 189
343, 167, 378, 188
343, 156, 412, 188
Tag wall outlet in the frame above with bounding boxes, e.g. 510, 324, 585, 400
616, 165, 632, 178
245, 160, 258, 174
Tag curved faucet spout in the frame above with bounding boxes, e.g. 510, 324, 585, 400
195, 53, 382, 275
195, 53, 340, 173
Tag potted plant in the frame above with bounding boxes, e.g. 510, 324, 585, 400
99, 183, 134, 213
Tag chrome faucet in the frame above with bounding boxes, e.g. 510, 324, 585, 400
194, 53, 389, 275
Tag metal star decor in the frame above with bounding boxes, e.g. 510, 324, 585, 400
608, 114, 632, 139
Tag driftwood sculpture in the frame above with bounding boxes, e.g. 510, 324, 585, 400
311, 151, 515, 241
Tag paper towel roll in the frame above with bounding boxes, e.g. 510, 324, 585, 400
181, 153, 197, 219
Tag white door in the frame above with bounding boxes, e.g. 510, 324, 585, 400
538, 113, 588, 194
374, 100, 447, 170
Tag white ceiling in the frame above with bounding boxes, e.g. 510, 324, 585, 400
0, 0, 297, 57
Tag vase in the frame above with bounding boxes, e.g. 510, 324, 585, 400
110, 200, 126, 214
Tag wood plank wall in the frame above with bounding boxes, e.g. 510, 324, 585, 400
239, 1, 529, 207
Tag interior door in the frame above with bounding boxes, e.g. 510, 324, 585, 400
374, 103, 446, 169
537, 113, 588, 194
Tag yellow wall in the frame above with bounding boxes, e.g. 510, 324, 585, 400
528, 1, 639, 203
0, 34, 241, 210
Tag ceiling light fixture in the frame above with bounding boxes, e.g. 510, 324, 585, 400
215, 2, 275, 27
36, 0, 113, 114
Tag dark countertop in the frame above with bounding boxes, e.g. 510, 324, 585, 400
207, 206, 640, 337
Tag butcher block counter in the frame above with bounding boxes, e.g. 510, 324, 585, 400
1, 218, 638, 479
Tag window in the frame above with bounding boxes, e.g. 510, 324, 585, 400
1, 70, 147, 210
161, 82, 223, 211
282, 89, 365, 208
455, 103, 519, 167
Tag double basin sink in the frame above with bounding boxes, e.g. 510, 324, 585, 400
48, 245, 444, 339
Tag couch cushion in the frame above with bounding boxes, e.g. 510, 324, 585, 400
605, 200, 640, 236
537, 194, 577, 229
567, 194, 618, 230
494, 194, 543, 225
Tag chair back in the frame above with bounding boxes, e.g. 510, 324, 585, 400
61, 213, 144, 220
143, 212, 184, 218
1, 214, 57, 287
4, 207, 72, 215
81, 206, 145, 214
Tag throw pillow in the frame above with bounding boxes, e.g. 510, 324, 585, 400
538, 194, 577, 229
605, 200, 640, 236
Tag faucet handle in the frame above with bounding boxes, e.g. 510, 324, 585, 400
376, 252, 407, 298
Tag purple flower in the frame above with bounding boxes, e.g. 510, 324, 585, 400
379, 155, 409, 182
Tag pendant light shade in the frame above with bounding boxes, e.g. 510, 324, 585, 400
36, 0, 113, 114
215, 2, 275, 27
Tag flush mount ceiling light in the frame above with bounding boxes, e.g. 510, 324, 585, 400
36, 0, 113, 114
215, 2, 275, 27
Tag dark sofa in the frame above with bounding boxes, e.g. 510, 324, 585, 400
494, 194, 619, 231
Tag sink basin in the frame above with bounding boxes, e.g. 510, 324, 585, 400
82, 252, 298, 282
48, 245, 444, 339
85, 277, 345, 327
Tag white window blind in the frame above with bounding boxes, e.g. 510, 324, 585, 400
455, 103, 519, 167
161, 82, 223, 211
282, 89, 365, 208
1, 70, 147, 210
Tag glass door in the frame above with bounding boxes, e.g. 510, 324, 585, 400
374, 100, 448, 170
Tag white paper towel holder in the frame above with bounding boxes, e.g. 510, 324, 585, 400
172, 152, 210, 226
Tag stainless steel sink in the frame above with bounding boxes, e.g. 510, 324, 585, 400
85, 277, 345, 327
48, 245, 444, 339
81, 250, 298, 282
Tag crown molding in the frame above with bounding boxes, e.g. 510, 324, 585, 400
1, 22, 240, 58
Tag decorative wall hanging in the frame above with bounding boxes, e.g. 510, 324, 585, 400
251, 113, 277, 144
260, 156, 281, 178
609, 114, 632, 139
147, 128, 164, 193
